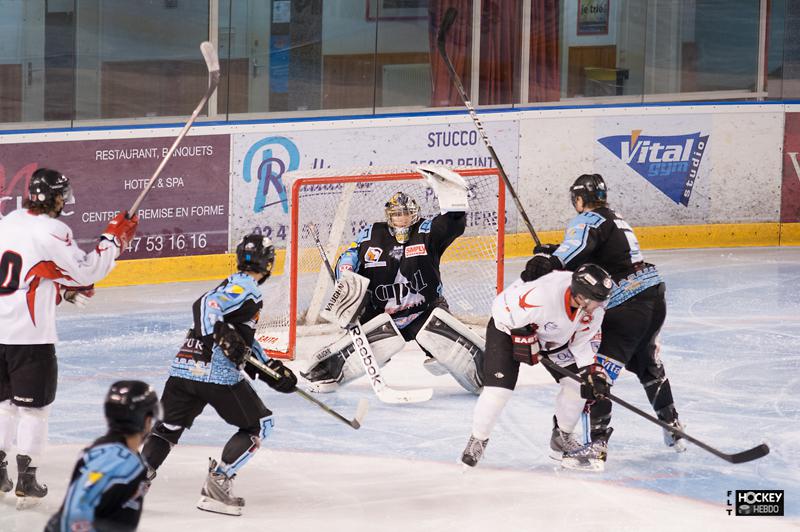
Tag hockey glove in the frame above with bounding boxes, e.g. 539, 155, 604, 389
213, 321, 249, 367
101, 211, 139, 253
533, 243, 560, 255
263, 359, 297, 393
61, 284, 95, 308
580, 363, 610, 400
520, 254, 561, 282
510, 326, 542, 365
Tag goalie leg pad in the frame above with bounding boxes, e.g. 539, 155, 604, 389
302, 313, 406, 388
416, 308, 484, 394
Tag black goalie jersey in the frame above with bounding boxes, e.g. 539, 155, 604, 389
335, 212, 466, 330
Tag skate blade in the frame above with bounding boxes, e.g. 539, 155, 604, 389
16, 495, 43, 511
670, 439, 688, 453
197, 496, 243, 516
548, 449, 565, 461
561, 458, 605, 472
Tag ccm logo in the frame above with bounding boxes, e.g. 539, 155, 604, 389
405, 244, 427, 257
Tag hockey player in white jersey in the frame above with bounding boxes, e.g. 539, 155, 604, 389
460, 264, 613, 468
0, 168, 138, 505
301, 165, 485, 395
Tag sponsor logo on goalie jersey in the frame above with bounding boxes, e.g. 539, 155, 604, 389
364, 247, 386, 267
405, 244, 427, 257
598, 129, 709, 206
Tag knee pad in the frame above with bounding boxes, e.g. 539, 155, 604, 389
16, 405, 50, 459
151, 422, 185, 446
416, 307, 484, 394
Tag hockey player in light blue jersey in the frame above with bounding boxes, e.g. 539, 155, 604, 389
140, 233, 297, 516
46, 380, 160, 531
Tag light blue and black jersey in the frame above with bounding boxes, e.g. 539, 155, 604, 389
169, 271, 269, 385
46, 434, 148, 532
551, 207, 663, 308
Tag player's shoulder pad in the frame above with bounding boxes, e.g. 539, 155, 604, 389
356, 225, 373, 243
83, 443, 145, 481
418, 217, 433, 233
219, 273, 262, 304
573, 210, 606, 227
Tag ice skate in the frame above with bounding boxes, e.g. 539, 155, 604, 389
662, 418, 687, 452
422, 356, 448, 377
0, 451, 12, 495
300, 355, 343, 393
549, 416, 583, 461
561, 429, 612, 472
196, 458, 245, 516
15, 454, 47, 510
460, 435, 488, 468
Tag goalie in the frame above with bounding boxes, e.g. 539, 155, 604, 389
301, 165, 485, 395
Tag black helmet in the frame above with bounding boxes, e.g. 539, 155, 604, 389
570, 174, 607, 208
104, 380, 161, 434
571, 263, 613, 302
236, 233, 275, 279
28, 168, 72, 213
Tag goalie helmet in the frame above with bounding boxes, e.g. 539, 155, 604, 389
27, 168, 72, 215
105, 380, 161, 434
385, 192, 420, 244
570, 174, 607, 209
236, 233, 275, 281
571, 263, 613, 302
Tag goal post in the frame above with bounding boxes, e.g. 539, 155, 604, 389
256, 166, 505, 359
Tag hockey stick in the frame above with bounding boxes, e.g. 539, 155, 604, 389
308, 224, 434, 404
539, 357, 770, 464
245, 354, 368, 429
437, 7, 541, 246
127, 41, 221, 216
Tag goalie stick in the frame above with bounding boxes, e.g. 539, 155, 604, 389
245, 354, 368, 429
437, 8, 541, 247
539, 357, 770, 464
309, 224, 434, 404
127, 41, 221, 216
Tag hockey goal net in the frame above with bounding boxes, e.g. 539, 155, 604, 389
256, 166, 505, 359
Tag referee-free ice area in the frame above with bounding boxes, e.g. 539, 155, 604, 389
1, 247, 798, 532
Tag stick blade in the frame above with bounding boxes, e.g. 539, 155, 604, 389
378, 387, 434, 404
351, 398, 370, 429
200, 41, 220, 73
727, 443, 770, 464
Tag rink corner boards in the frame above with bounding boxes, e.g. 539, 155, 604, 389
95, 222, 800, 288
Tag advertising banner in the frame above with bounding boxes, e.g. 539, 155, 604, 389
230, 120, 520, 246
0, 135, 229, 259
782, 112, 800, 223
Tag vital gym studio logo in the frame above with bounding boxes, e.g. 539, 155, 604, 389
598, 129, 709, 206
242, 136, 300, 214
726, 490, 784, 517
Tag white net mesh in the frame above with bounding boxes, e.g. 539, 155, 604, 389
256, 166, 504, 358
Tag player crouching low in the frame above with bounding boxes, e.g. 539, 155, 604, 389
140, 233, 297, 516
460, 265, 613, 470
300, 165, 485, 395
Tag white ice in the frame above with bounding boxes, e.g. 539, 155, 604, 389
1, 247, 798, 531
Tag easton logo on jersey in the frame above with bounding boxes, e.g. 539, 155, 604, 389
598, 129, 709, 206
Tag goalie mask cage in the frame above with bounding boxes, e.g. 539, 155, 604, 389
257, 166, 505, 359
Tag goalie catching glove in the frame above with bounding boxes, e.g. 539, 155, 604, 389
320, 270, 370, 329
415, 164, 469, 212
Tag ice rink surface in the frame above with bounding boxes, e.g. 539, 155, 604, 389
2, 247, 799, 531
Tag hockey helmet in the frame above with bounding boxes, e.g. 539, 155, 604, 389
385, 192, 420, 244
104, 380, 161, 434
236, 233, 275, 281
28, 168, 72, 214
570, 174, 607, 209
571, 263, 613, 303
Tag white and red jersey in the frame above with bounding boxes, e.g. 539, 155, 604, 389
491, 271, 605, 367
0, 208, 117, 344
